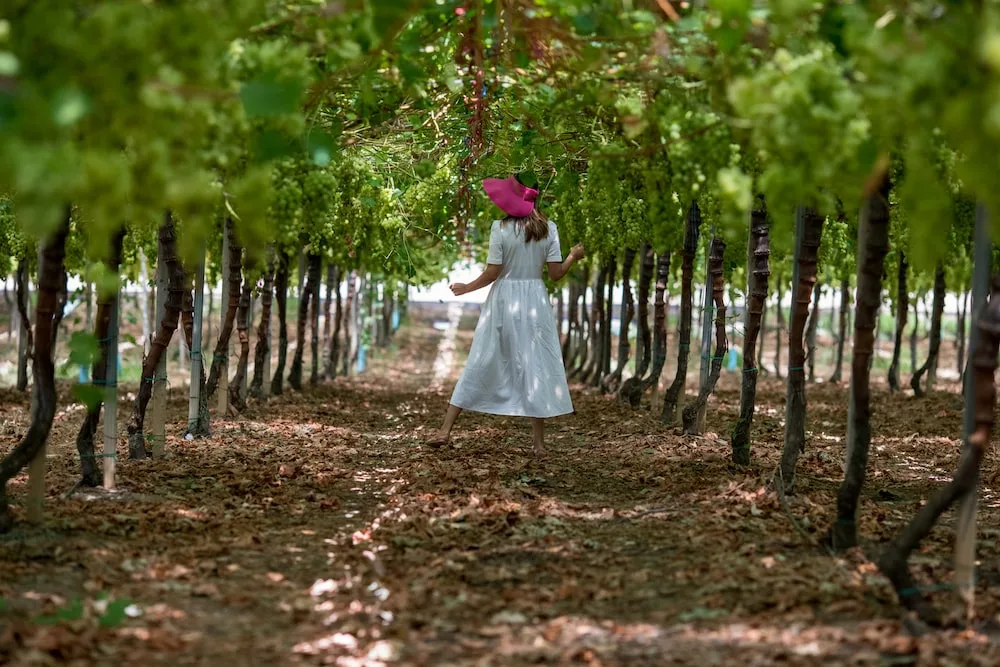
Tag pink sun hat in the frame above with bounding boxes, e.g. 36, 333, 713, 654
483, 175, 538, 218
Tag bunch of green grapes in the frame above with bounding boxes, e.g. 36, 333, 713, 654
640, 152, 684, 255
652, 92, 733, 212
300, 167, 337, 239
268, 160, 304, 225
619, 195, 647, 251
547, 169, 584, 252
0, 197, 24, 277
579, 153, 629, 258
400, 163, 457, 239
714, 141, 754, 239
728, 45, 870, 227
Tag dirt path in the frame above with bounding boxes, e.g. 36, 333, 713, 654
2, 306, 1000, 665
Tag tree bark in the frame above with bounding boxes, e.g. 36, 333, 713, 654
661, 202, 701, 424
323, 263, 334, 360
758, 292, 769, 376
954, 209, 991, 620
229, 280, 253, 410
911, 264, 945, 397
639, 252, 672, 403
619, 243, 654, 404
341, 272, 356, 376
555, 287, 564, 352
290, 252, 320, 390
877, 270, 1000, 627
206, 282, 214, 357
569, 270, 591, 378
149, 256, 169, 459
731, 206, 770, 464
827, 177, 892, 550
909, 297, 919, 374
309, 255, 322, 385
380, 283, 393, 347
830, 278, 850, 383
326, 266, 342, 380
271, 250, 290, 395
887, 254, 909, 392
3, 278, 11, 341
0, 211, 69, 532
205, 220, 242, 402
696, 233, 715, 433
778, 207, 824, 491
577, 268, 601, 382
597, 259, 616, 384
139, 249, 151, 351
563, 282, 578, 365
15, 258, 31, 392
126, 214, 185, 460
75, 228, 125, 487
958, 288, 969, 382
605, 249, 636, 394
774, 279, 785, 379
682, 237, 727, 435
183, 246, 211, 437
805, 281, 821, 382
251, 258, 274, 398
581, 265, 607, 384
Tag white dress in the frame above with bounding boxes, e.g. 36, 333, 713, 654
450, 219, 574, 418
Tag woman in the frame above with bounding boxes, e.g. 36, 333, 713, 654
428, 175, 585, 455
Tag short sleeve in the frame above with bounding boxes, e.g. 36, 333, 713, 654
546, 221, 562, 262
486, 220, 503, 265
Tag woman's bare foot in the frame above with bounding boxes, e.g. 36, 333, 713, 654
426, 431, 449, 448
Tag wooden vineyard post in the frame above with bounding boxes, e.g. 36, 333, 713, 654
218, 219, 231, 415
954, 203, 991, 616
188, 245, 206, 434
103, 276, 121, 490
150, 256, 168, 458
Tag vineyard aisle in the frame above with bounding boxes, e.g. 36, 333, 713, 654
2, 306, 1000, 665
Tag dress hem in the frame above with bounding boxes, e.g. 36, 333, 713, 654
449, 400, 574, 419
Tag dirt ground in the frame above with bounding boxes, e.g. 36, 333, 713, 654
2, 304, 1000, 666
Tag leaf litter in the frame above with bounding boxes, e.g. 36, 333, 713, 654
1, 311, 1000, 665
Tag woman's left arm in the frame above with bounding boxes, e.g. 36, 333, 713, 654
451, 264, 502, 296
547, 244, 585, 282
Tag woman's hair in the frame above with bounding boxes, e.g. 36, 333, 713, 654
505, 209, 549, 243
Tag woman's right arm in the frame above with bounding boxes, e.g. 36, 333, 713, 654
547, 244, 585, 282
